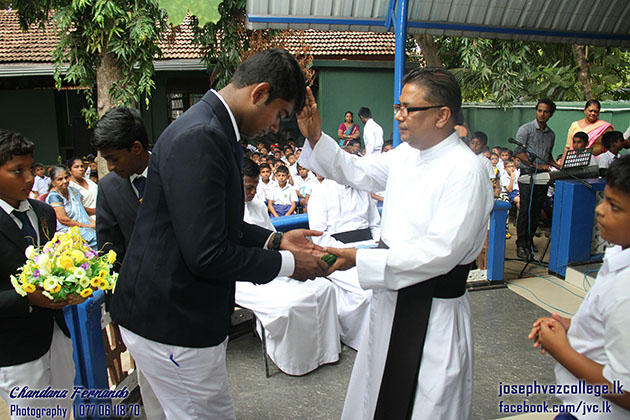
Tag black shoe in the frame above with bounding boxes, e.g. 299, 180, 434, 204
517, 246, 531, 260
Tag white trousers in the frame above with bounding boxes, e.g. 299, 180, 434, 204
120, 326, 235, 420
0, 323, 75, 420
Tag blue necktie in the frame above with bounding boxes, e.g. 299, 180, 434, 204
13, 210, 37, 246
133, 176, 146, 200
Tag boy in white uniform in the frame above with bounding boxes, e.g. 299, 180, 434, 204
529, 155, 630, 418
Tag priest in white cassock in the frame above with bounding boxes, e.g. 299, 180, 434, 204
235, 158, 341, 375
297, 67, 493, 420
307, 174, 380, 350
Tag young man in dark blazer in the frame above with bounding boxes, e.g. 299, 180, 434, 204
110, 49, 329, 419
92, 107, 151, 266
0, 130, 77, 418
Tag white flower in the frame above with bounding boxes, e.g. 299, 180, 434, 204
36, 254, 51, 275
79, 277, 90, 289
73, 267, 86, 278
65, 275, 77, 284
42, 291, 54, 300
25, 245, 36, 260
10, 275, 27, 296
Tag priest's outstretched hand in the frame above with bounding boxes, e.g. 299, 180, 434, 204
297, 87, 322, 148
324, 247, 357, 276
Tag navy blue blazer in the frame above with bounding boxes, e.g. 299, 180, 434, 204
96, 171, 141, 266
0, 199, 69, 367
110, 91, 282, 348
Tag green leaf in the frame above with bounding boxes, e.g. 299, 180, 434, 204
160, 0, 222, 26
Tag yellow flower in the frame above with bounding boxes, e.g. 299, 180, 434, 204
57, 255, 74, 270
98, 279, 110, 290
50, 283, 61, 294
71, 250, 85, 264
79, 288, 93, 298
90, 277, 101, 288
106, 250, 117, 265
98, 270, 108, 278
22, 283, 36, 293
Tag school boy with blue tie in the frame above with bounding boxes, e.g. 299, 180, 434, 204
0, 129, 78, 419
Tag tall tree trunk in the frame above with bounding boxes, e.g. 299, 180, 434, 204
95, 51, 123, 178
414, 34, 442, 67
572, 45, 593, 100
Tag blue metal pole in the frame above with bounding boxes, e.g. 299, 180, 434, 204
392, 0, 409, 148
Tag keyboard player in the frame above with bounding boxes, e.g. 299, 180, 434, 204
513, 99, 561, 261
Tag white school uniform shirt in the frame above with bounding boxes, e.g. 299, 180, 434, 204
270, 183, 297, 206
477, 153, 495, 181
300, 131, 493, 420
293, 174, 314, 198
308, 178, 381, 247
554, 245, 630, 419
500, 171, 518, 193
363, 118, 384, 155
255, 179, 277, 202
32, 175, 51, 196
597, 150, 618, 169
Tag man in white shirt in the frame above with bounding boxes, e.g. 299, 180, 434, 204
298, 67, 493, 420
236, 158, 340, 375
308, 175, 380, 350
358, 107, 384, 155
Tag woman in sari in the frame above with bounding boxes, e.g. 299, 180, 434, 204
337, 111, 360, 147
45, 165, 97, 249
565, 100, 613, 156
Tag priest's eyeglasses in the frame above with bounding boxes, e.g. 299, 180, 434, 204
393, 104, 445, 117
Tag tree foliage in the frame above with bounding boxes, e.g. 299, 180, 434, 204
14, 0, 168, 125
433, 36, 630, 105
159, 0, 220, 26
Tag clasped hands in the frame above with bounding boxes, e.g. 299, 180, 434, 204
528, 311, 571, 357
279, 229, 358, 281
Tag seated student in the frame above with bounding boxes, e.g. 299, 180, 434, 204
500, 158, 520, 210
0, 129, 78, 418
499, 147, 512, 175
286, 152, 298, 179
293, 164, 314, 212
30, 162, 50, 199
45, 165, 97, 249
255, 162, 276, 203
348, 140, 362, 156
529, 155, 630, 418
235, 159, 340, 375
598, 131, 624, 176
308, 172, 380, 350
268, 165, 297, 217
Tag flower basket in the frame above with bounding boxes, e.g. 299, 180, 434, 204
11, 227, 118, 302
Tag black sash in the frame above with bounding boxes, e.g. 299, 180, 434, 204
373, 240, 470, 420
331, 227, 372, 244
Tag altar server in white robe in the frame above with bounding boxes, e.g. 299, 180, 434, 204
235, 158, 341, 375
308, 176, 380, 350
298, 67, 493, 420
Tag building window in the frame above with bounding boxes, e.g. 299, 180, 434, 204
167, 93, 203, 123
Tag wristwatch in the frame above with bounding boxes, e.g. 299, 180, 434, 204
271, 232, 283, 251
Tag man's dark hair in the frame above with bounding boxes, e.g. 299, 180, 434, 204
0, 129, 35, 167
231, 48, 306, 113
602, 131, 623, 149
606, 155, 630, 194
243, 158, 260, 178
358, 107, 372, 119
259, 163, 271, 171
275, 165, 289, 175
573, 131, 589, 143
92, 106, 148, 151
472, 131, 488, 146
402, 67, 461, 122
536, 98, 556, 116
